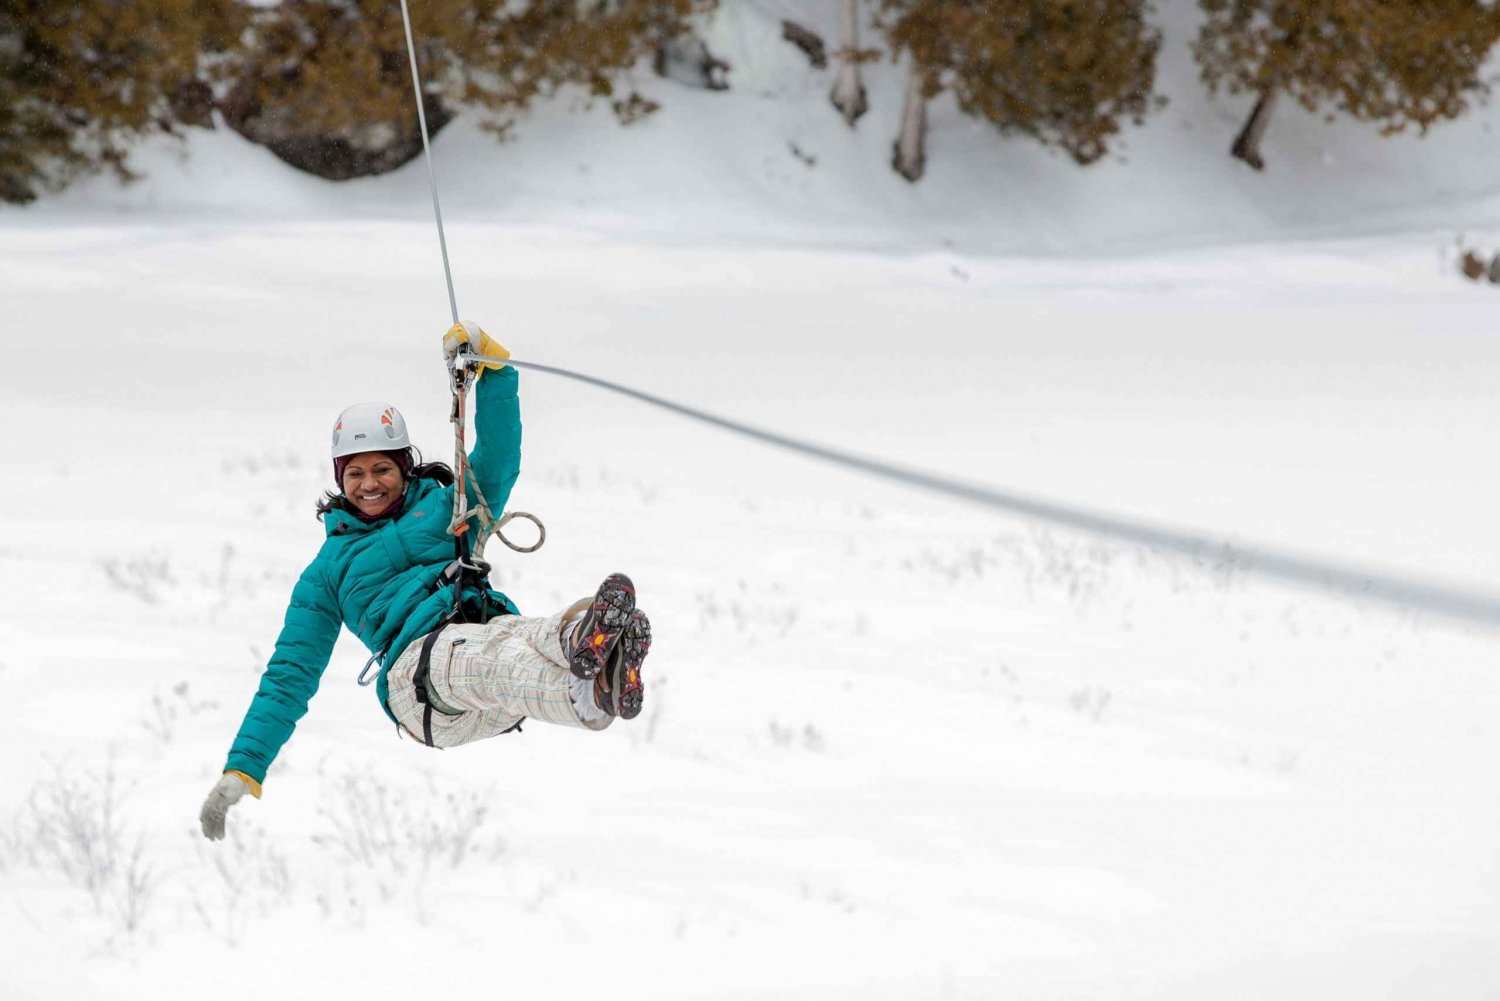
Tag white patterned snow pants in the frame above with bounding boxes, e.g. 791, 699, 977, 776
385, 604, 610, 747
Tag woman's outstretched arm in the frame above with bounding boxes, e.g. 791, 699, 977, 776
223, 553, 342, 788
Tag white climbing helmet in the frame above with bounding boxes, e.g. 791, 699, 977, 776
331, 402, 411, 460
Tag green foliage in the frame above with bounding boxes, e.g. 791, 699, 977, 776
882, 0, 1163, 165
3, 0, 707, 198
0, 0, 237, 203
1196, 0, 1500, 134
226, 0, 707, 144
222, 0, 452, 140
456, 0, 705, 135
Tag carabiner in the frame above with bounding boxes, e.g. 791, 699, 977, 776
356, 650, 385, 687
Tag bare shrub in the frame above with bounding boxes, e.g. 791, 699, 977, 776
7, 764, 161, 935
311, 772, 503, 876
695, 580, 800, 641
769, 719, 827, 752
99, 552, 176, 604
1068, 686, 1112, 723
138, 681, 219, 744
189, 820, 294, 944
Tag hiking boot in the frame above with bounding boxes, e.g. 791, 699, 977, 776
596, 609, 649, 720
563, 573, 636, 680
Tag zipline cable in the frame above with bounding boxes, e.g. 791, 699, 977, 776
468, 353, 1500, 632
397, 1, 498, 578
398, 0, 459, 326
392, 4, 1499, 632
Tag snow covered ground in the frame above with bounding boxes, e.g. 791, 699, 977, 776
3, 2, 1499, 999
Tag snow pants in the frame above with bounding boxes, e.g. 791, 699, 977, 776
385, 605, 610, 748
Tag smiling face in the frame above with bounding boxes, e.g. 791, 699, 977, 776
340, 451, 406, 518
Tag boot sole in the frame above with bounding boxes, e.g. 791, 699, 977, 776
605, 610, 650, 720
569, 573, 636, 680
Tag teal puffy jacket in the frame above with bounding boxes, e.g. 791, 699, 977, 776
224, 368, 523, 784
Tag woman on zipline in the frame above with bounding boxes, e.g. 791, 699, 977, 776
199, 323, 650, 840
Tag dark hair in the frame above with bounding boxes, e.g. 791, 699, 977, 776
315, 447, 454, 520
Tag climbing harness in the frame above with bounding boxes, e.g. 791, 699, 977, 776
389, 1, 1500, 632
410, 627, 459, 747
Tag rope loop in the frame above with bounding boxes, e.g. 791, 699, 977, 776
494, 511, 547, 554
446, 355, 546, 562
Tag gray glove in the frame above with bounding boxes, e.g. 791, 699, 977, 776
199, 773, 250, 840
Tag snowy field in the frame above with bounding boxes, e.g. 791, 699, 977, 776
4, 2, 1500, 999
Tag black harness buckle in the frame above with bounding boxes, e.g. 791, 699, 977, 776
434, 556, 492, 591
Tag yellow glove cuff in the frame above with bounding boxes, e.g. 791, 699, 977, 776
476, 330, 510, 369
444, 322, 510, 373
224, 770, 263, 799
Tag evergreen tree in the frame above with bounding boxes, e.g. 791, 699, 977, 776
223, 0, 705, 179
1196, 0, 1500, 171
218, 0, 460, 178
455, 0, 705, 132
881, 0, 1162, 171
1, 0, 234, 203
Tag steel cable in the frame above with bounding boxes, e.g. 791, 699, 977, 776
469, 354, 1500, 631
398, 0, 459, 326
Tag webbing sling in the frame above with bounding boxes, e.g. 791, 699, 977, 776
410, 625, 457, 748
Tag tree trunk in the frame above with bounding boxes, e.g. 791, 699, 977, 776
1230, 86, 1278, 171
891, 64, 927, 182
782, 20, 827, 69
829, 0, 867, 126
